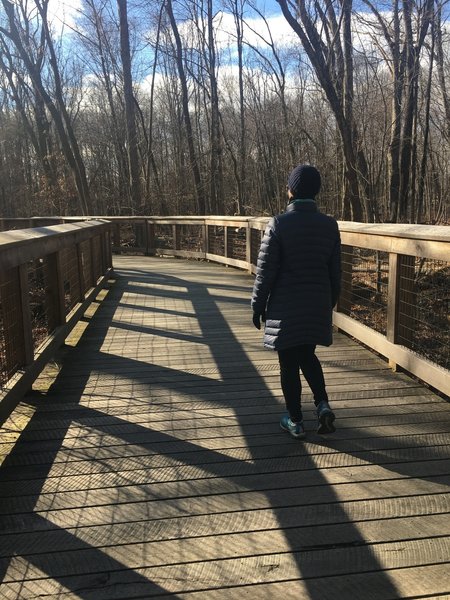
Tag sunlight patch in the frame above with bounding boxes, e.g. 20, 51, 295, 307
128, 282, 189, 293
2, 557, 78, 597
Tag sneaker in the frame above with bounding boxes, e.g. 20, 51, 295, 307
280, 415, 305, 439
316, 400, 336, 434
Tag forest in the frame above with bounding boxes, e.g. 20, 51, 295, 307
0, 0, 449, 223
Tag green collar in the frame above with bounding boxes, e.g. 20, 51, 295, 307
286, 198, 317, 213
288, 198, 316, 206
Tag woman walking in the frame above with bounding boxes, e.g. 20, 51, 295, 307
251, 164, 341, 439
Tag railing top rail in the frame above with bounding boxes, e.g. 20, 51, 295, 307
145, 217, 450, 242
2, 216, 449, 242
0, 219, 109, 270
337, 221, 450, 242
0, 219, 108, 247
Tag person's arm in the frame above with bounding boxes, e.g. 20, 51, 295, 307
251, 218, 281, 320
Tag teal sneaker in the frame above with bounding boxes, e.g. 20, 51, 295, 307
316, 400, 336, 434
280, 415, 305, 439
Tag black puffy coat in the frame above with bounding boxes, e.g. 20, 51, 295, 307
251, 200, 341, 350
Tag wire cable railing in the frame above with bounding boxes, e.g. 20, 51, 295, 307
0, 220, 112, 424
0, 216, 448, 418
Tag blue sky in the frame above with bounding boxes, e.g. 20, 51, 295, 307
256, 0, 283, 15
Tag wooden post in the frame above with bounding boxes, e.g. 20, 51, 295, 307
337, 244, 353, 316
19, 263, 34, 365
397, 255, 416, 346
246, 222, 252, 272
146, 222, 155, 256
143, 220, 149, 255
44, 251, 66, 332
100, 231, 106, 274
173, 224, 180, 251
386, 253, 416, 370
113, 223, 121, 254
204, 224, 210, 255
76, 242, 85, 299
387, 253, 400, 347
89, 238, 96, 286
106, 228, 113, 268
200, 221, 205, 255
224, 226, 229, 258
249, 227, 260, 268
0, 266, 34, 379
135, 220, 144, 251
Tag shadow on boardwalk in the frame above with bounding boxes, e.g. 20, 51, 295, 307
0, 257, 449, 598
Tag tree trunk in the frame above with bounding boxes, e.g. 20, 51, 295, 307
234, 0, 246, 215
416, 15, 435, 222
0, 46, 59, 199
144, 2, 164, 211
166, 0, 205, 214
435, 2, 450, 139
90, 1, 129, 212
117, 0, 141, 214
207, 0, 224, 214
398, 0, 434, 222
277, 0, 365, 221
1, 0, 91, 214
35, 0, 91, 214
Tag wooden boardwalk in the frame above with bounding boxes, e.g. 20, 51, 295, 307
0, 255, 449, 599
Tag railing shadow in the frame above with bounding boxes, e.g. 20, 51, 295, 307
0, 258, 448, 597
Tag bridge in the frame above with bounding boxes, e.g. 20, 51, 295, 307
0, 217, 449, 598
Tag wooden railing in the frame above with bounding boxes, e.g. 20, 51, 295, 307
0, 220, 113, 424
105, 216, 449, 397
1, 216, 448, 403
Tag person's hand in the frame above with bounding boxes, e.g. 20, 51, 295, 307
252, 310, 266, 330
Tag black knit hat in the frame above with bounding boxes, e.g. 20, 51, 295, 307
287, 164, 321, 199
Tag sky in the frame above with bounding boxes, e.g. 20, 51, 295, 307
42, 0, 399, 78
255, 0, 283, 15
43, 0, 298, 68
47, 0, 285, 34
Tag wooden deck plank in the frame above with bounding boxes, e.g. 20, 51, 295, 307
0, 255, 449, 599
1, 472, 449, 520
7, 390, 440, 423
3, 565, 448, 600
0, 428, 449, 485
1, 492, 449, 550
12, 400, 450, 435
1, 473, 449, 529
1, 425, 448, 475
1, 534, 450, 592
1, 540, 449, 597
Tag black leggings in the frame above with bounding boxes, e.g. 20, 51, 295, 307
277, 344, 328, 423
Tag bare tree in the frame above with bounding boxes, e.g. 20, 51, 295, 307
184, 0, 225, 213
435, 0, 450, 138
277, 0, 366, 220
165, 0, 206, 214
117, 0, 141, 213
77, 0, 129, 210
0, 0, 91, 214
0, 37, 60, 202
141, 1, 164, 208
244, 4, 297, 164
362, 0, 434, 221
1, 0, 448, 223
416, 12, 435, 221
225, 0, 247, 214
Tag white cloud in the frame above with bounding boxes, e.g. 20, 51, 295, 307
176, 10, 298, 56
243, 13, 298, 48
7, 0, 82, 33
213, 10, 298, 51
48, 0, 82, 32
